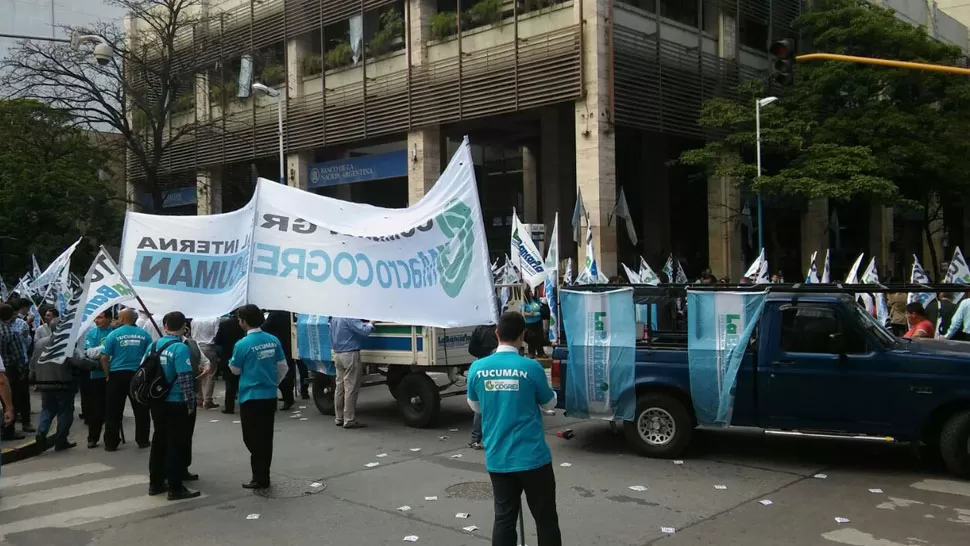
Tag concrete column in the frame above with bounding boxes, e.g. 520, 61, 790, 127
522, 146, 539, 223
287, 34, 309, 98
407, 127, 441, 204
407, 0, 436, 64
573, 0, 617, 277
641, 133, 670, 264
707, 173, 742, 280
196, 168, 222, 215
287, 151, 313, 191
801, 199, 829, 275
540, 107, 562, 254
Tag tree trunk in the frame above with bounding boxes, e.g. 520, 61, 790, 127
923, 213, 941, 281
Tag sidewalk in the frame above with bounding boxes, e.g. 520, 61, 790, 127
1, 391, 47, 465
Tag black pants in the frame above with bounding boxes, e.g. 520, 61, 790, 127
279, 358, 296, 406
78, 374, 90, 420
185, 408, 197, 470
9, 367, 30, 425
104, 371, 151, 448
489, 463, 562, 546
149, 402, 193, 491
296, 360, 309, 396
239, 398, 276, 486
85, 378, 107, 444
223, 371, 239, 412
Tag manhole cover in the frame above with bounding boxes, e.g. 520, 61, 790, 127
254, 475, 327, 499
445, 481, 492, 501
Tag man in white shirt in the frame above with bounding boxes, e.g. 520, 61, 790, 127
190, 317, 220, 409
136, 311, 162, 343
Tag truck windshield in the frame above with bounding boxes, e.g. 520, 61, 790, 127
853, 305, 896, 348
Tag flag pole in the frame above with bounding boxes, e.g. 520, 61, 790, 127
97, 245, 162, 337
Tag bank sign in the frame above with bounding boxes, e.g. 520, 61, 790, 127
308, 150, 407, 189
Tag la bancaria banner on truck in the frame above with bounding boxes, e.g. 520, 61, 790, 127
119, 137, 497, 327
686, 290, 767, 426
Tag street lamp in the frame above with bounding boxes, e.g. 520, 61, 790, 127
252, 82, 284, 184
755, 96, 778, 252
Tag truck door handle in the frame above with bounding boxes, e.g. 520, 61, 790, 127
771, 360, 794, 367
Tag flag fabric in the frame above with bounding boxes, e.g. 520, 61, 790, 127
621, 263, 640, 284
638, 257, 660, 285
559, 287, 636, 420
908, 256, 935, 307
77, 247, 139, 334
943, 247, 969, 305
575, 223, 609, 285
740, 202, 754, 248
571, 189, 586, 243
563, 258, 574, 286
30, 238, 81, 294
510, 209, 547, 289
611, 187, 638, 246
805, 251, 819, 284
0, 275, 7, 302
662, 255, 675, 283
687, 289, 768, 425
744, 249, 770, 284
845, 253, 865, 284
821, 249, 831, 283
31, 255, 42, 279
544, 214, 561, 344
295, 314, 335, 375
674, 260, 689, 284
861, 258, 890, 327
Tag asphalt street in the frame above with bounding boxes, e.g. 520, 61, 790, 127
1, 383, 968, 546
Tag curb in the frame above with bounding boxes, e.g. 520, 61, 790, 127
2, 426, 56, 465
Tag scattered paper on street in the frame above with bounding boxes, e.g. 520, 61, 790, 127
300, 418, 309, 421
759, 499, 773, 506
834, 517, 850, 524
439, 436, 449, 440
449, 428, 459, 432
246, 514, 260, 520
673, 460, 684, 465
869, 488, 884, 494
299, 406, 307, 409
814, 474, 828, 479
425, 496, 438, 501
661, 527, 676, 534
233, 420, 241, 424
365, 462, 380, 468
629, 485, 648, 492
403, 536, 419, 542
463, 525, 478, 532
311, 482, 323, 488
397, 505, 411, 511
456, 513, 470, 519
377, 453, 388, 458
559, 463, 572, 467
410, 448, 422, 452
451, 454, 462, 458
714, 485, 727, 490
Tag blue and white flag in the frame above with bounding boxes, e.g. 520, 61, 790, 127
295, 314, 335, 375
30, 238, 80, 295
821, 249, 831, 283
575, 222, 608, 285
805, 251, 819, 283
845, 253, 865, 284
544, 213, 560, 344
511, 208, 546, 288
744, 248, 770, 284
862, 258, 890, 328
662, 255, 675, 283
638, 257, 660, 285
943, 247, 969, 305
31, 255, 42, 280
560, 288, 636, 420
563, 258, 573, 286
687, 290, 768, 425
0, 275, 7, 302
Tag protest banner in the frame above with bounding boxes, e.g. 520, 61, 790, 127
78, 247, 139, 333
119, 137, 496, 327
35, 265, 90, 366
30, 238, 80, 293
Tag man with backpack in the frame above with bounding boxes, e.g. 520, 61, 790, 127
100, 309, 154, 451
141, 311, 201, 501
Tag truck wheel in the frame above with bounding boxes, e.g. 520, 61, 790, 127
387, 367, 408, 400
312, 375, 336, 416
623, 392, 692, 458
939, 410, 970, 479
397, 372, 440, 428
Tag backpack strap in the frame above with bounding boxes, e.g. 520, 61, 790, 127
151, 339, 181, 357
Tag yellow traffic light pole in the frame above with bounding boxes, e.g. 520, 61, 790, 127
796, 53, 970, 76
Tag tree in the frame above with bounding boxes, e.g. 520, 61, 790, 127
0, 0, 220, 212
680, 0, 970, 278
0, 99, 122, 279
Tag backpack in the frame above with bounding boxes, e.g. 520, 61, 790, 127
468, 325, 498, 359
130, 339, 180, 406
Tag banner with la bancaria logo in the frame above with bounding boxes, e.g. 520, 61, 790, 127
119, 136, 498, 327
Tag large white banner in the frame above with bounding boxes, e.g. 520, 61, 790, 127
119, 138, 497, 327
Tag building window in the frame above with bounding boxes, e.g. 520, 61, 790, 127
618, 0, 656, 13
739, 15, 768, 50
660, 0, 699, 28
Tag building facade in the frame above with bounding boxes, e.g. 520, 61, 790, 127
130, 0, 970, 282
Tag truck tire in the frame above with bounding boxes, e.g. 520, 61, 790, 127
397, 372, 440, 428
939, 410, 970, 479
312, 374, 336, 416
623, 392, 693, 458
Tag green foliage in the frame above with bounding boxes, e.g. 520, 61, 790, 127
325, 42, 354, 70
0, 99, 121, 278
524, 0, 554, 12
368, 8, 405, 57
210, 80, 240, 105
302, 53, 323, 76
465, 0, 504, 28
260, 63, 286, 86
430, 12, 458, 40
679, 0, 970, 213
173, 92, 195, 114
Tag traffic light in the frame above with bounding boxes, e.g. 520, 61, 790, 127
769, 39, 796, 86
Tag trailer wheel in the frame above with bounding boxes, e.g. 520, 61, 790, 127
623, 392, 693, 458
939, 409, 970, 479
312, 375, 336, 416
397, 372, 440, 428
387, 367, 408, 400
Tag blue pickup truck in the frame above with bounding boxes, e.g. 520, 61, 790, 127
550, 289, 970, 478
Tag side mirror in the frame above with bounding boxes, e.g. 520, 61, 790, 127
829, 332, 846, 355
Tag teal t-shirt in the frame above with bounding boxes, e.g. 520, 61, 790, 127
101, 324, 153, 372
144, 335, 193, 403
85, 326, 114, 379
467, 349, 555, 473
523, 301, 542, 324
230, 329, 285, 404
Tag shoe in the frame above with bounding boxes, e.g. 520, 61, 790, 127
242, 480, 269, 490
105, 445, 118, 452
54, 441, 77, 452
203, 401, 218, 410
468, 441, 483, 450
87, 441, 98, 449
300, 391, 310, 400
182, 471, 199, 481
138, 441, 151, 449
34, 434, 47, 451
4, 432, 25, 441
221, 408, 235, 415
167, 487, 201, 501
342, 420, 367, 429
280, 401, 293, 411
21, 424, 36, 433
334, 419, 343, 427
148, 483, 168, 496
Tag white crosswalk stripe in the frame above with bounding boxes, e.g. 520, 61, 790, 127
0, 463, 203, 540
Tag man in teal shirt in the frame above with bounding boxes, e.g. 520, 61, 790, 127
100, 308, 153, 451
230, 304, 287, 490
467, 311, 561, 546
82, 311, 113, 449
146, 311, 201, 501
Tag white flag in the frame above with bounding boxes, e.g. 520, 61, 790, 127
943, 247, 969, 305
821, 249, 831, 283
30, 238, 81, 294
805, 251, 819, 284
744, 248, 770, 283
78, 248, 139, 334
575, 223, 608, 285
510, 209, 546, 289
845, 253, 865, 284
544, 214, 560, 344
611, 187, 638, 246
621, 263, 640, 284
638, 257, 660, 285
861, 257, 889, 327
571, 189, 586, 243
908, 255, 935, 307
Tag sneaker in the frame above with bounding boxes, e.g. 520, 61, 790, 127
242, 480, 269, 490
342, 420, 367, 429
182, 471, 199, 481
104, 445, 118, 452
203, 401, 218, 410
54, 441, 77, 452
138, 441, 151, 449
468, 441, 483, 450
334, 419, 343, 427
87, 441, 98, 449
167, 487, 201, 501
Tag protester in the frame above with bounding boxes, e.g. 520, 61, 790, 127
147, 311, 201, 500
522, 286, 544, 358
886, 290, 908, 336
181, 322, 212, 481
929, 293, 957, 338
13, 298, 34, 353
945, 293, 970, 341
467, 311, 561, 546
230, 304, 287, 490
262, 310, 296, 411
0, 303, 29, 439
214, 311, 246, 414
467, 320, 499, 450
904, 302, 935, 339
330, 316, 375, 429
30, 332, 99, 452
100, 309, 154, 451
137, 310, 162, 343
0, 354, 14, 475
83, 310, 114, 448
34, 308, 59, 345
190, 316, 220, 409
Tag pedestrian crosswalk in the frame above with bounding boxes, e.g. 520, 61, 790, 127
0, 463, 204, 540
